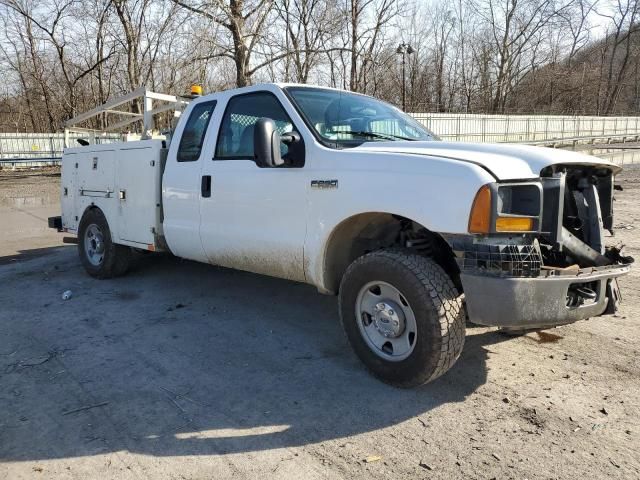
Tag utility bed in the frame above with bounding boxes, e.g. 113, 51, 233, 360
60, 140, 166, 251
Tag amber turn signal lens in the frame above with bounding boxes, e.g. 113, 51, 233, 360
495, 217, 534, 232
468, 184, 492, 234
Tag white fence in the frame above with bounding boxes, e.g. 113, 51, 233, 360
0, 133, 68, 164
0, 132, 120, 166
2, 113, 640, 166
411, 113, 640, 143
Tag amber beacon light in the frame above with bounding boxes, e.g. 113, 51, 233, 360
190, 84, 203, 96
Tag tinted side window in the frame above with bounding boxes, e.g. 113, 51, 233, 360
215, 92, 294, 160
177, 101, 216, 162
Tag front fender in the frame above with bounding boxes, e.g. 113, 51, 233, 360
302, 153, 494, 291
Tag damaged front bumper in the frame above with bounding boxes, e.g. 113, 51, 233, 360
446, 164, 633, 329
446, 234, 633, 329
460, 262, 630, 328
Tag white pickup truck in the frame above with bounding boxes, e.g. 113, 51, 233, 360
49, 83, 632, 387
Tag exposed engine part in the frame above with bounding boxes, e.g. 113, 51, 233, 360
446, 163, 630, 281
566, 282, 597, 308
560, 227, 611, 267
540, 173, 566, 246
604, 245, 635, 265
575, 178, 605, 253
537, 165, 626, 270
604, 279, 622, 314
562, 167, 613, 244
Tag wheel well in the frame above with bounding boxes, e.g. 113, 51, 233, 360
78, 205, 104, 233
81, 204, 101, 222
323, 213, 461, 294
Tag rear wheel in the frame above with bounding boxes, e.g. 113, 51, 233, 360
78, 208, 131, 278
339, 250, 465, 387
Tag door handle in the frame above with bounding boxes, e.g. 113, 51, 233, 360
201, 175, 211, 197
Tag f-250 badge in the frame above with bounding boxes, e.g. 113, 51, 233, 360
311, 179, 338, 189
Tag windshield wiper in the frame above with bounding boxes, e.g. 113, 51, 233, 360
328, 130, 416, 141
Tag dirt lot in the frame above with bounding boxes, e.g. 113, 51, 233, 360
1, 165, 639, 480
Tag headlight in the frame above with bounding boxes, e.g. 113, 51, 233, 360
497, 184, 540, 216
469, 183, 542, 234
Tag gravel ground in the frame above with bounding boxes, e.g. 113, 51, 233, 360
0, 165, 639, 480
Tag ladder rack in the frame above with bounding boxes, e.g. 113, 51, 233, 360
64, 87, 190, 147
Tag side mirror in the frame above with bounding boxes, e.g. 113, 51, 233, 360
254, 118, 284, 168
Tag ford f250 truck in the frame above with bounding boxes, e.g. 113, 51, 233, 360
49, 83, 633, 387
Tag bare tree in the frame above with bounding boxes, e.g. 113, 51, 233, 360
274, 0, 340, 83
2, 0, 116, 119
171, 0, 282, 87
597, 0, 640, 114
2, 0, 640, 133
470, 0, 572, 112
562, 0, 599, 64
0, 9, 44, 130
345, 0, 396, 92
431, 5, 456, 112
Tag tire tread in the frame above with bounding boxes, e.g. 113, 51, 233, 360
78, 208, 131, 279
339, 249, 465, 387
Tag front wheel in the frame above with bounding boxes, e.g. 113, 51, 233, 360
339, 250, 465, 387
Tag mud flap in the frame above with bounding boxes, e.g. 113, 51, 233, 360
604, 278, 622, 315
48, 216, 62, 231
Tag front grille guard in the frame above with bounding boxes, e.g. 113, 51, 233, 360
454, 242, 543, 277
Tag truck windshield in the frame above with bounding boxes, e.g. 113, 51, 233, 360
285, 87, 437, 147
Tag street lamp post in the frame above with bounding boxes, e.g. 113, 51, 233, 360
396, 42, 414, 111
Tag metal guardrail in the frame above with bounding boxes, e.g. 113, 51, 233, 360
412, 113, 640, 143
0, 157, 61, 164
0, 133, 120, 167
0, 158, 62, 167
591, 149, 640, 166
519, 133, 640, 147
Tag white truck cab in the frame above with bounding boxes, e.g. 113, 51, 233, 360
50, 83, 633, 387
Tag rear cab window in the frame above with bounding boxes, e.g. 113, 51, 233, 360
177, 100, 217, 162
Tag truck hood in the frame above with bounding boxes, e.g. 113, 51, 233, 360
352, 141, 621, 180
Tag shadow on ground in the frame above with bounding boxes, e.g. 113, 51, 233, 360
0, 247, 508, 461
0, 246, 68, 266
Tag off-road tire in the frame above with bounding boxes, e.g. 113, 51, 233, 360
339, 250, 465, 387
78, 208, 131, 279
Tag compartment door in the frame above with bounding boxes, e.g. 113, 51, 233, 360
60, 152, 78, 231
116, 144, 162, 246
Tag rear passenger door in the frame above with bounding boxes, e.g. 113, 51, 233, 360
162, 99, 218, 262
198, 90, 308, 282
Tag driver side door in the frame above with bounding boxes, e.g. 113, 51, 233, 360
198, 91, 309, 282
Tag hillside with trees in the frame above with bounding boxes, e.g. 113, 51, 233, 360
509, 9, 640, 114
